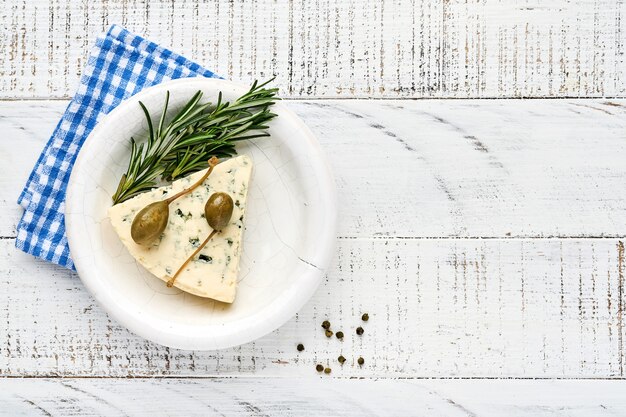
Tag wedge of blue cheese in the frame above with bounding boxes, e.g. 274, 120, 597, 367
108, 155, 252, 303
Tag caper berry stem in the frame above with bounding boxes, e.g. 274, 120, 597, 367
167, 229, 218, 287
166, 192, 234, 288
131, 157, 220, 246
164, 156, 219, 204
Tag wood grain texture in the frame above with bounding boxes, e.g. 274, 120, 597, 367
2, 0, 626, 98
2, 238, 625, 377
2, 378, 626, 417
3, 99, 626, 239
3, 99, 626, 378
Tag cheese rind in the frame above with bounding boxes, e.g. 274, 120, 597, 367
108, 155, 252, 303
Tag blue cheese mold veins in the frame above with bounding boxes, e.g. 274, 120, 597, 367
107, 155, 253, 303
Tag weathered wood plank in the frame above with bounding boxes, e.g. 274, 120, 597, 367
4, 99, 626, 239
1, 237, 624, 377
443, 1, 626, 98
2, 0, 626, 98
1, 378, 626, 416
4, 99, 625, 376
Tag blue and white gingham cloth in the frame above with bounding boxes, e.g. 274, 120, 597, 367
16, 24, 218, 270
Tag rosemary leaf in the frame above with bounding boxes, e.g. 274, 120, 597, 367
112, 79, 279, 204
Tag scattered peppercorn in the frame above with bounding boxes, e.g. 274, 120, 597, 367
321, 320, 331, 330
297, 343, 304, 352
324, 367, 332, 374
357, 357, 365, 366
336, 331, 344, 339
356, 326, 364, 335
325, 329, 333, 338
338, 355, 346, 364
316, 364, 324, 372
362, 313, 369, 321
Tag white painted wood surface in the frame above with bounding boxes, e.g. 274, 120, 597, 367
3, 237, 626, 378
3, 0, 626, 98
2, 378, 626, 416
4, 1, 626, 411
4, 99, 626, 239
2, 100, 625, 379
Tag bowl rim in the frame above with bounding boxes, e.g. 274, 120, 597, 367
65, 77, 337, 350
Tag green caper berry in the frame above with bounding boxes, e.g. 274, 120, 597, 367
356, 326, 364, 335
204, 192, 234, 231
321, 320, 330, 330
316, 364, 324, 372
336, 331, 344, 339
297, 343, 304, 352
357, 357, 364, 366
362, 313, 369, 321
324, 367, 331, 374
338, 355, 346, 364
131, 201, 169, 245
130, 157, 219, 245
325, 329, 333, 338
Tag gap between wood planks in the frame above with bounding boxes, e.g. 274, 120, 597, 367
1, 375, 626, 380
3, 236, 626, 240
1, 97, 626, 101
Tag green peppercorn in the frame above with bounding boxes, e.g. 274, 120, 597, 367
356, 326, 364, 335
362, 313, 369, 321
324, 367, 331, 374
297, 343, 304, 352
321, 320, 330, 330
357, 357, 364, 366
338, 355, 346, 364
325, 329, 333, 338
316, 364, 324, 372
336, 331, 344, 339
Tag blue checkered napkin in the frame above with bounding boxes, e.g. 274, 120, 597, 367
16, 24, 218, 270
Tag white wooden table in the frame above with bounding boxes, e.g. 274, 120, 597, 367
3, 1, 626, 415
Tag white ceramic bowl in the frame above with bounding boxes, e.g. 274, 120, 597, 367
65, 78, 337, 350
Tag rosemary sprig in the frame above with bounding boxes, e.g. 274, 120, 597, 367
112, 79, 278, 204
